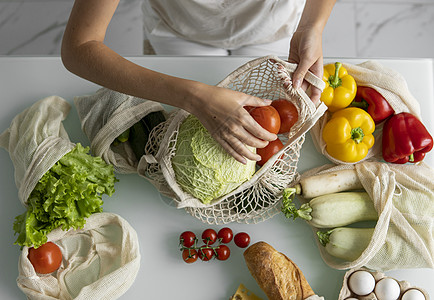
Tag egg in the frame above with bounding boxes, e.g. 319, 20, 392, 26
348, 270, 376, 296
374, 278, 401, 300
401, 289, 426, 300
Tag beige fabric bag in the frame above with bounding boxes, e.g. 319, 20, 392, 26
139, 55, 328, 224
0, 96, 75, 205
311, 61, 422, 165
74, 88, 166, 174
17, 212, 141, 300
300, 161, 434, 271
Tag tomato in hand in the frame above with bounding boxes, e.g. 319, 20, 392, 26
202, 228, 218, 245
271, 99, 299, 134
256, 138, 284, 166
217, 227, 233, 244
198, 247, 214, 261
180, 231, 197, 248
28, 242, 62, 274
182, 249, 198, 263
246, 106, 281, 134
234, 232, 250, 248
215, 245, 231, 261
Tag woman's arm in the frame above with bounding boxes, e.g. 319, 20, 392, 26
61, 0, 277, 164
288, 0, 337, 104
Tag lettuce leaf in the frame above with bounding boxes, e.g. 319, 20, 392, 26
13, 143, 117, 248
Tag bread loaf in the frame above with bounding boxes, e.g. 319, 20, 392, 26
243, 242, 315, 300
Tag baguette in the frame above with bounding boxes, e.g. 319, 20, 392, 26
243, 242, 315, 300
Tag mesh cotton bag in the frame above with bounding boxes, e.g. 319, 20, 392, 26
138, 55, 328, 224
17, 212, 141, 300
311, 60, 422, 164
300, 161, 434, 271
74, 87, 166, 174
0, 96, 75, 205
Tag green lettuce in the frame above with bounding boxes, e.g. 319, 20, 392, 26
172, 115, 256, 204
13, 143, 117, 248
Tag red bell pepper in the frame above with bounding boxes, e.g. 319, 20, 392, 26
351, 86, 394, 123
382, 112, 433, 164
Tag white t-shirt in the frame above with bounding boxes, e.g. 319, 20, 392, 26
142, 0, 306, 49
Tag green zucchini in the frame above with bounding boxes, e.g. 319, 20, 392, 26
282, 189, 378, 228
317, 227, 374, 262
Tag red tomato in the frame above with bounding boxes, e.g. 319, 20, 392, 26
182, 249, 198, 263
198, 247, 214, 261
180, 231, 197, 248
234, 232, 250, 248
246, 106, 281, 134
215, 245, 231, 261
217, 227, 233, 244
271, 99, 299, 134
28, 242, 62, 274
256, 138, 284, 166
202, 229, 217, 246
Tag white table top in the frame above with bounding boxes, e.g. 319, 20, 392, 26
0, 56, 433, 300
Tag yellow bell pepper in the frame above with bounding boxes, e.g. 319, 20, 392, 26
321, 62, 357, 112
322, 107, 375, 163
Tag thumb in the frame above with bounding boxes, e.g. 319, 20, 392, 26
292, 60, 311, 89
242, 95, 272, 108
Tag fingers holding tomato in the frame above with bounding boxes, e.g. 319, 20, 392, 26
245, 106, 281, 135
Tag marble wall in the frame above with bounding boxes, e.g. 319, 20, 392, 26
0, 0, 433, 59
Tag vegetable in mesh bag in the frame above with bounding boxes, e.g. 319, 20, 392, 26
172, 115, 256, 204
13, 143, 117, 249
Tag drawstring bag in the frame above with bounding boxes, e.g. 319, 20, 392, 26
74, 87, 167, 174
0, 96, 75, 205
139, 55, 328, 224
299, 161, 434, 271
17, 212, 141, 300
310, 60, 422, 165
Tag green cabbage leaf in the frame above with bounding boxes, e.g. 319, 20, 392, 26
172, 115, 256, 204
13, 143, 117, 248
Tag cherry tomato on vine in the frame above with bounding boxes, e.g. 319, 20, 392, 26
180, 231, 197, 248
256, 138, 284, 166
217, 227, 233, 244
271, 99, 299, 134
246, 106, 281, 134
182, 249, 198, 263
198, 247, 214, 261
202, 228, 217, 245
28, 242, 62, 274
215, 245, 231, 261
234, 232, 251, 248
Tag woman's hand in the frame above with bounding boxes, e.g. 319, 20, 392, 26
288, 27, 324, 105
288, 0, 336, 105
189, 84, 278, 164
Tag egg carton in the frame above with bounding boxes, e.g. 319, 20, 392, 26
338, 267, 430, 300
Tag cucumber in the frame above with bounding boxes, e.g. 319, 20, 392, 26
281, 190, 378, 228
317, 227, 374, 262
129, 120, 149, 160
116, 128, 130, 143
128, 110, 166, 160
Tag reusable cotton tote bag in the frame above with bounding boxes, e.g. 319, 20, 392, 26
310, 60, 423, 165
300, 161, 434, 271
